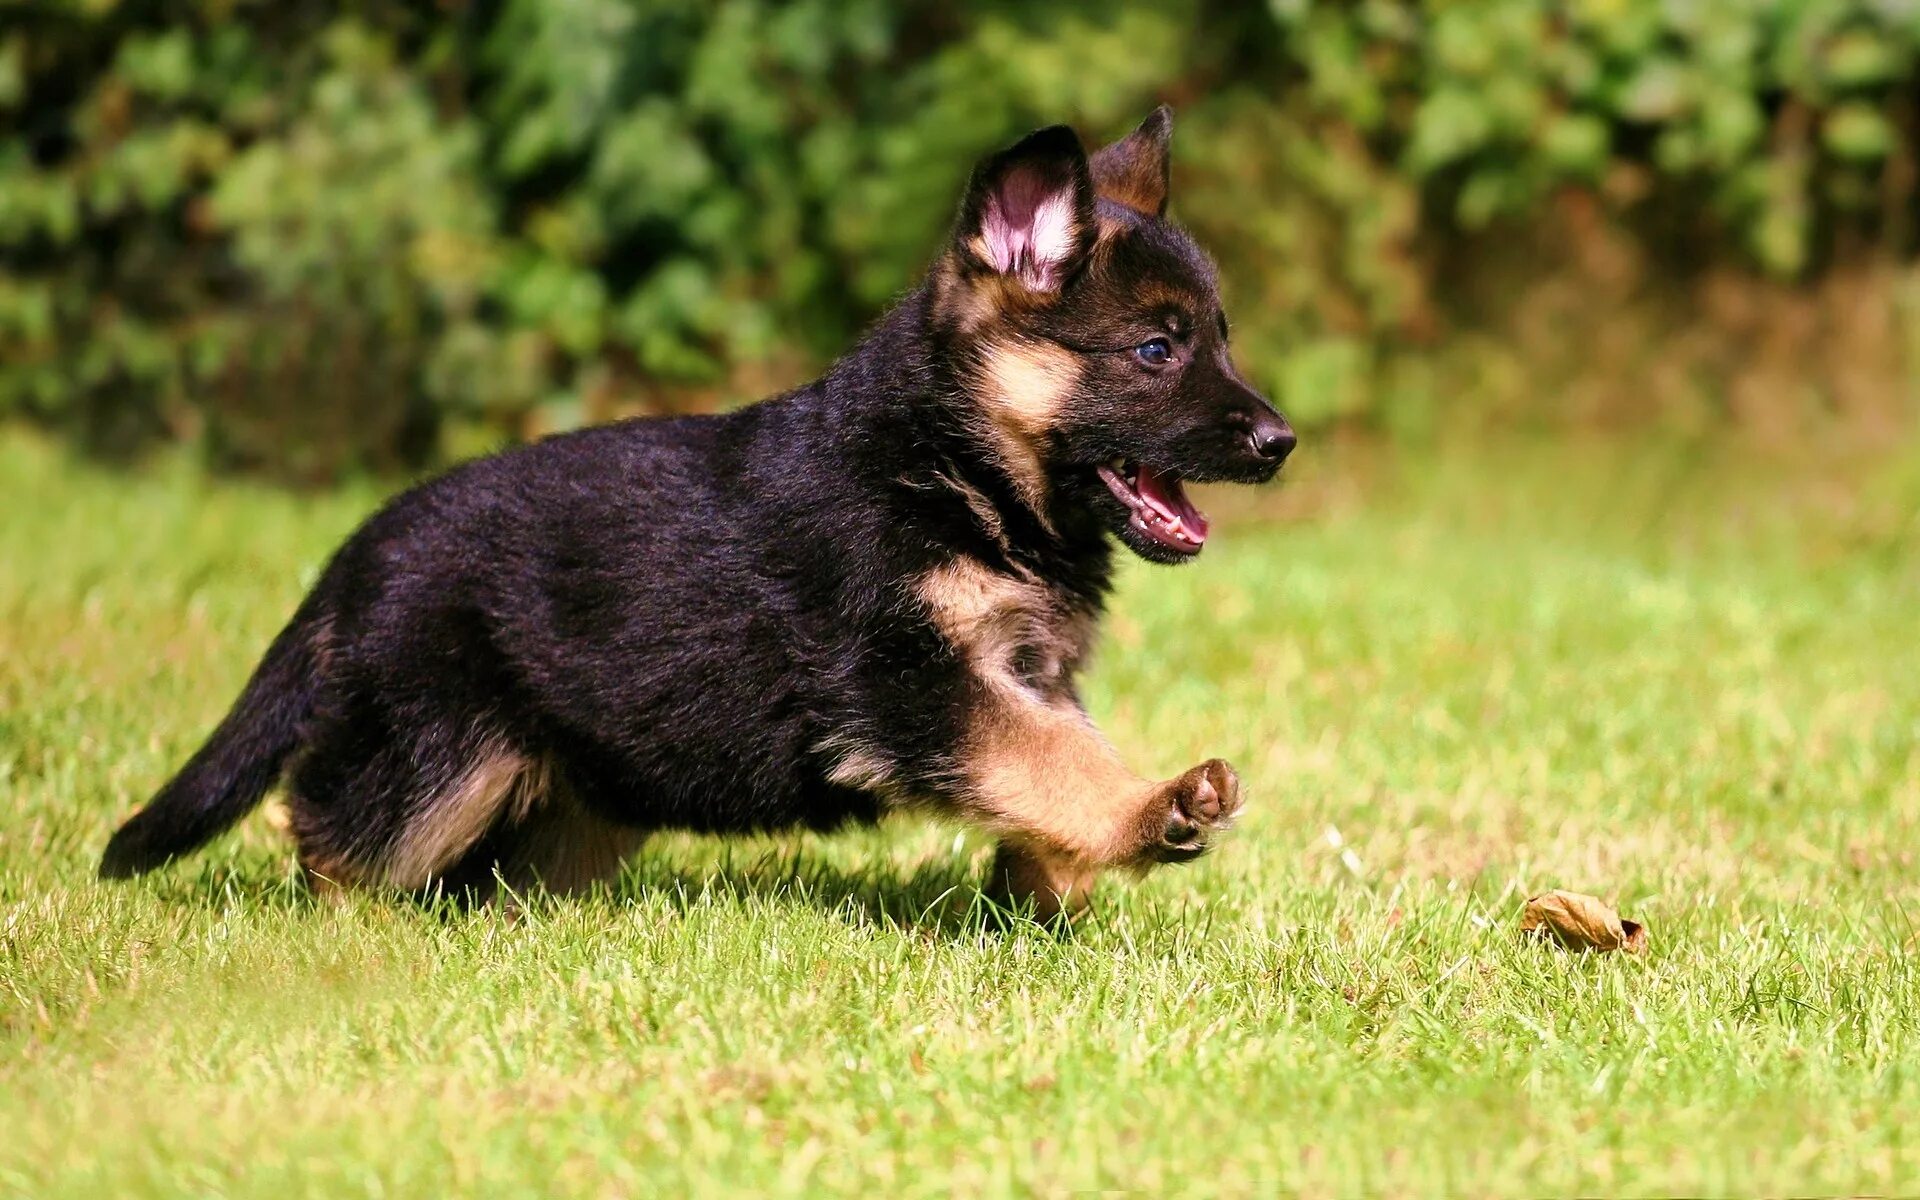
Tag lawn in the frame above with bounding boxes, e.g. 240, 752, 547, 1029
3, 426, 1917, 1197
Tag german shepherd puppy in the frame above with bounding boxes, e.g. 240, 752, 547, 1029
100, 108, 1295, 918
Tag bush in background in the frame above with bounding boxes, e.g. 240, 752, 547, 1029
4, 0, 1918, 478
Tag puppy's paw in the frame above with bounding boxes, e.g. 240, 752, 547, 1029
1141, 758, 1242, 864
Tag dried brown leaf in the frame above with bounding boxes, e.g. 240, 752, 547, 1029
1521, 889, 1646, 954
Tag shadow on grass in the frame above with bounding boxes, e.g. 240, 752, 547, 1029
133, 837, 1073, 943
605, 845, 1074, 942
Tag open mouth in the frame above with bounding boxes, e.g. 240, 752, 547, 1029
1097, 459, 1210, 554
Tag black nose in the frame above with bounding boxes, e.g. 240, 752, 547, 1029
1250, 419, 1296, 463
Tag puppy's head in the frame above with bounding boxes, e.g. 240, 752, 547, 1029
934, 107, 1294, 564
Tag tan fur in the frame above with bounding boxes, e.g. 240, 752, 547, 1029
1095, 212, 1133, 246
292, 747, 646, 897
1090, 111, 1171, 217
1127, 279, 1201, 313
925, 255, 1083, 524
982, 339, 1075, 436
966, 694, 1154, 863
1094, 174, 1163, 219
930, 259, 1054, 335
502, 790, 646, 895
383, 746, 550, 889
916, 558, 1154, 866
915, 557, 1095, 700
820, 738, 897, 793
987, 839, 1099, 920
916, 556, 1057, 691
971, 338, 1079, 521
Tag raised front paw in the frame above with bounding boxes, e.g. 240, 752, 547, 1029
1141, 758, 1243, 864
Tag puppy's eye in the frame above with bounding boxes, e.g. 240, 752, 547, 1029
1134, 337, 1173, 366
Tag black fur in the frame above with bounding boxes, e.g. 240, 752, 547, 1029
101, 110, 1295, 902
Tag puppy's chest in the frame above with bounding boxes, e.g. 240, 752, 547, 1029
915, 557, 1099, 702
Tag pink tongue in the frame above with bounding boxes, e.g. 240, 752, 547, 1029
1135, 466, 1210, 540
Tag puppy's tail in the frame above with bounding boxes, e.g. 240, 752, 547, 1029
99, 604, 327, 879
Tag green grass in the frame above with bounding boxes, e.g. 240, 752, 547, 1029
3, 426, 1918, 1197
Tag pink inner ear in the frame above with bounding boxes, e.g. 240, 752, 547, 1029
981, 166, 1077, 292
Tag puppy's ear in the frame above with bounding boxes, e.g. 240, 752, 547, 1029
954, 125, 1096, 294
1090, 105, 1173, 218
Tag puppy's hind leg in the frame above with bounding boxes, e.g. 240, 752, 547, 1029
288, 722, 553, 894
492, 779, 647, 898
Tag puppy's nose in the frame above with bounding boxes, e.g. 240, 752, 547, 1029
1249, 417, 1296, 463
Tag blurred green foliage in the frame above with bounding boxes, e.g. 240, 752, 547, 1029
4, 0, 1918, 475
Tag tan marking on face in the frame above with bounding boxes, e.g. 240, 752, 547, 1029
917, 559, 1151, 863
982, 339, 1075, 434
970, 338, 1079, 520
383, 745, 550, 889
1130, 279, 1203, 314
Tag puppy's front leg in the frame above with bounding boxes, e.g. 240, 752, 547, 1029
960, 689, 1242, 913
985, 840, 1097, 921
913, 557, 1242, 915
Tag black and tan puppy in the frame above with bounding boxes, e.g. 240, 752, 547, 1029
101, 109, 1295, 918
